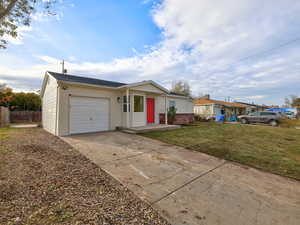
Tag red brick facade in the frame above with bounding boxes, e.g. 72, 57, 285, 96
159, 113, 194, 125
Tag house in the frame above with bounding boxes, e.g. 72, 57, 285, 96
235, 102, 267, 114
193, 96, 246, 119
40, 71, 194, 136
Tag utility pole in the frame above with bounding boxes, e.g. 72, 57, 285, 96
61, 60, 67, 74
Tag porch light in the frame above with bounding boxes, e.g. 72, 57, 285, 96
117, 97, 121, 103
62, 85, 68, 90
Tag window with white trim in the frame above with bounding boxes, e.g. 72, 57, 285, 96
134, 95, 144, 112
123, 96, 130, 112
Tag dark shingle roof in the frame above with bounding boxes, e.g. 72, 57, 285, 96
48, 71, 127, 88
169, 92, 187, 96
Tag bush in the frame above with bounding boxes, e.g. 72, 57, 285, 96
168, 106, 177, 124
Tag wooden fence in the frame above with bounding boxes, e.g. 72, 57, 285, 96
0, 107, 10, 127
10, 111, 42, 123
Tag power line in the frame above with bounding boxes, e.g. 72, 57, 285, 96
197, 37, 300, 79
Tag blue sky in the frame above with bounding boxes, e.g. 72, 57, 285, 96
1, 0, 300, 105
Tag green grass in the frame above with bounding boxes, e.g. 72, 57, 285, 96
0, 127, 13, 140
141, 122, 300, 180
280, 119, 300, 128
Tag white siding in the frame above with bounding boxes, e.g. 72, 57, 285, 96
121, 91, 160, 128
157, 96, 193, 114
194, 104, 218, 117
42, 75, 58, 135
131, 84, 165, 94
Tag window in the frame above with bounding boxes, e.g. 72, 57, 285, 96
260, 112, 276, 116
169, 100, 176, 110
134, 95, 144, 112
205, 105, 210, 112
249, 112, 259, 116
123, 96, 130, 112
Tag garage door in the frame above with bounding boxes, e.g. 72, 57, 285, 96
69, 96, 109, 134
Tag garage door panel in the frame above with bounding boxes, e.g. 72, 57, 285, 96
69, 96, 109, 134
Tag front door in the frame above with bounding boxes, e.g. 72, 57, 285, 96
147, 98, 155, 123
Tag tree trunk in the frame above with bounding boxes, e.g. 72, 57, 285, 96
0, 0, 18, 21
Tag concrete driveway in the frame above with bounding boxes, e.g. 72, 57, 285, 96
62, 132, 300, 225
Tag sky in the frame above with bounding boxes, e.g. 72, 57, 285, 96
1, 0, 300, 105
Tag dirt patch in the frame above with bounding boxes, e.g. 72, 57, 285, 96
0, 128, 169, 225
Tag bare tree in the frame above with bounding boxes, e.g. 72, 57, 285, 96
0, 83, 6, 92
170, 80, 191, 97
285, 95, 300, 107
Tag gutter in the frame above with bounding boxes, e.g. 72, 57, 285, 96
58, 80, 119, 90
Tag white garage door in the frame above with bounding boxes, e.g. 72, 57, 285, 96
69, 96, 109, 134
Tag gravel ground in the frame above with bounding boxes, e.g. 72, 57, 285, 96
0, 128, 170, 225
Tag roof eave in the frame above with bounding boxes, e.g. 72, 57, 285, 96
40, 71, 52, 97
118, 80, 169, 94
167, 94, 192, 99
57, 80, 120, 90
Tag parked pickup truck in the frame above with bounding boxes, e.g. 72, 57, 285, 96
238, 111, 282, 126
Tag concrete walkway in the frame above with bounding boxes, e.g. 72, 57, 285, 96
62, 132, 300, 225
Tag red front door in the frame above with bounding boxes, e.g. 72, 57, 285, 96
147, 98, 155, 123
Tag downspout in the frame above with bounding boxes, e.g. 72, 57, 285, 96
55, 83, 59, 136
126, 88, 130, 128
165, 95, 168, 125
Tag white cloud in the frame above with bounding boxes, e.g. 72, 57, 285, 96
246, 95, 265, 100
3, 26, 32, 45
1, 0, 300, 104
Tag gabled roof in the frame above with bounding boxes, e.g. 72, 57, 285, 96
48, 71, 126, 88
41, 71, 173, 97
118, 80, 169, 93
235, 101, 264, 108
194, 98, 246, 108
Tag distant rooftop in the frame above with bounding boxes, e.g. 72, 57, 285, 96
48, 71, 127, 88
194, 98, 246, 108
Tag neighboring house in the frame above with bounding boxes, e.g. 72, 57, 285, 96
235, 102, 267, 114
193, 96, 246, 119
40, 71, 194, 136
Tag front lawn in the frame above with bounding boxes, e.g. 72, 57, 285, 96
141, 122, 300, 180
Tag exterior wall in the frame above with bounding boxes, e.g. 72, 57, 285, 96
131, 84, 165, 94
57, 84, 122, 136
121, 90, 161, 128
48, 80, 194, 135
42, 75, 58, 135
0, 107, 10, 127
120, 91, 194, 127
158, 95, 194, 125
157, 96, 194, 114
194, 104, 245, 119
194, 104, 214, 117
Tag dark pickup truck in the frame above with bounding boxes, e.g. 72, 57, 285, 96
238, 111, 282, 126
